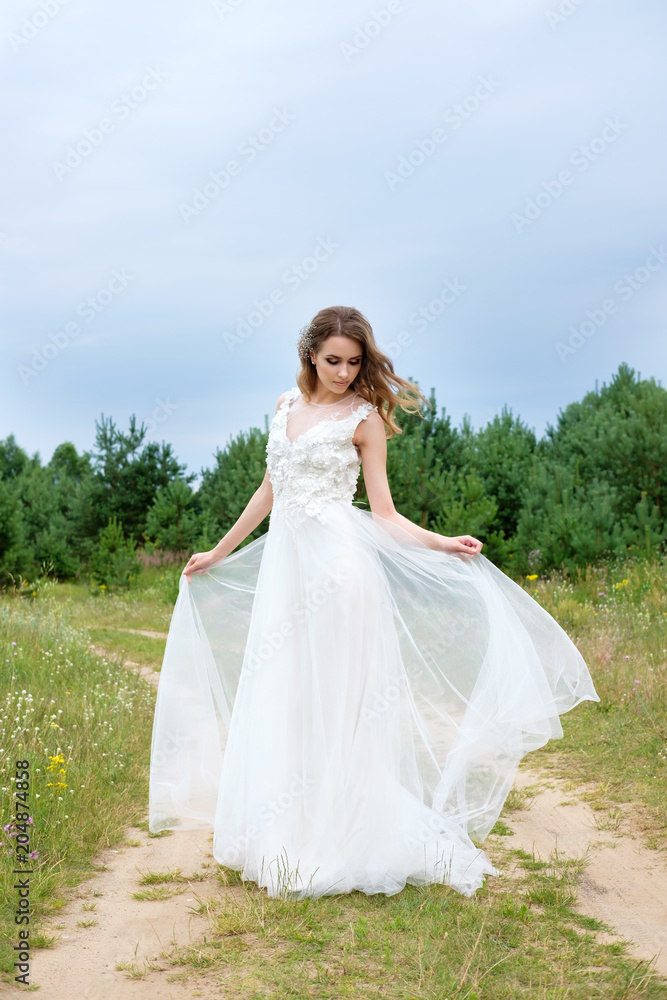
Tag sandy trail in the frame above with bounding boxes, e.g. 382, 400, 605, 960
98, 628, 169, 639
2, 654, 665, 997
87, 644, 159, 686
11, 825, 224, 1000
504, 767, 667, 976
1, 656, 226, 999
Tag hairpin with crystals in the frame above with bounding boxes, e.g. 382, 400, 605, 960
297, 324, 316, 363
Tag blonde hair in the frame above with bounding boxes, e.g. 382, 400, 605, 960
296, 306, 427, 437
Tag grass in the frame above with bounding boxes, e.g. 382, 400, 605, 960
1, 552, 666, 995
132, 886, 187, 901
87, 627, 166, 671
130, 867, 208, 900
136, 867, 206, 884
0, 599, 156, 983
155, 844, 665, 998
45, 567, 177, 634
521, 554, 667, 848
115, 959, 163, 978
12, 567, 173, 672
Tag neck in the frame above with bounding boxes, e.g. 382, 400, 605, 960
308, 384, 356, 406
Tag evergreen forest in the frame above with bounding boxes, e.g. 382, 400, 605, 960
1, 362, 664, 589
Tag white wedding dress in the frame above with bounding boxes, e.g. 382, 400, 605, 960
148, 387, 599, 899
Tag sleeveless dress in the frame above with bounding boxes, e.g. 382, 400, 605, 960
148, 387, 599, 899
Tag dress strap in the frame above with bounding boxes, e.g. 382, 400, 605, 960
350, 399, 378, 424
277, 387, 300, 415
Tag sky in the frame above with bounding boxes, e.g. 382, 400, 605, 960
1, 0, 666, 481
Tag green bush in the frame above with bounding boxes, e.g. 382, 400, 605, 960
146, 479, 200, 553
89, 517, 142, 591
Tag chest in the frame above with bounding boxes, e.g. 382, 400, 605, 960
267, 418, 361, 473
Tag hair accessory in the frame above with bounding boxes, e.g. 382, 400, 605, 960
297, 324, 316, 363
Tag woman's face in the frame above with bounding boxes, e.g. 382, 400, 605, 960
309, 335, 363, 395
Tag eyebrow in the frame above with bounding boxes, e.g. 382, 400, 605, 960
323, 354, 362, 360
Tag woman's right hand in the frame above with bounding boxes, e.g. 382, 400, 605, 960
183, 548, 224, 581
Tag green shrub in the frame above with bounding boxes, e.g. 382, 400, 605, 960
89, 517, 142, 591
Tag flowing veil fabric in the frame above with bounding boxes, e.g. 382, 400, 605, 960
149, 388, 599, 899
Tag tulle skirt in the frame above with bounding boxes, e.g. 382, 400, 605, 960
148, 500, 599, 899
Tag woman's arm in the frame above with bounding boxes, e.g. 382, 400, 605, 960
184, 393, 285, 578
353, 411, 482, 558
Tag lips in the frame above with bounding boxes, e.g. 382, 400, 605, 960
334, 381, 348, 386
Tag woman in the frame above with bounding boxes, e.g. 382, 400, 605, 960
148, 305, 599, 900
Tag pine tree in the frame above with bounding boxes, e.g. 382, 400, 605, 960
197, 427, 270, 545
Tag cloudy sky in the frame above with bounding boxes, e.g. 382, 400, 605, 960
1, 0, 665, 479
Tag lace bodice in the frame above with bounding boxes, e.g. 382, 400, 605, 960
266, 387, 378, 534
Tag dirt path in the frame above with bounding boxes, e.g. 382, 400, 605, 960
503, 767, 667, 976
2, 652, 665, 996
87, 644, 160, 687
99, 628, 169, 639
12, 825, 224, 1000
1, 655, 224, 999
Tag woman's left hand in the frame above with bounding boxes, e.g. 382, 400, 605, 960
437, 534, 483, 558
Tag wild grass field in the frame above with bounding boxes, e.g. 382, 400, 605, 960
0, 554, 665, 997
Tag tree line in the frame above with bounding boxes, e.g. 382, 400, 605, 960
0, 363, 664, 588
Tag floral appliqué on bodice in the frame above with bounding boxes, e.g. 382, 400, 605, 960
266, 387, 378, 535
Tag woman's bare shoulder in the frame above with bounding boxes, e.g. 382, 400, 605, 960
353, 408, 386, 446
356, 407, 384, 429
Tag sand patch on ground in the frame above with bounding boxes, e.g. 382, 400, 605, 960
504, 766, 667, 976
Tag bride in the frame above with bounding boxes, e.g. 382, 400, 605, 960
148, 305, 599, 899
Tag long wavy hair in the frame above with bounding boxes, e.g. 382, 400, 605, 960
295, 306, 428, 437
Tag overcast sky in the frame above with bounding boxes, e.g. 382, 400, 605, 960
1, 0, 665, 480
